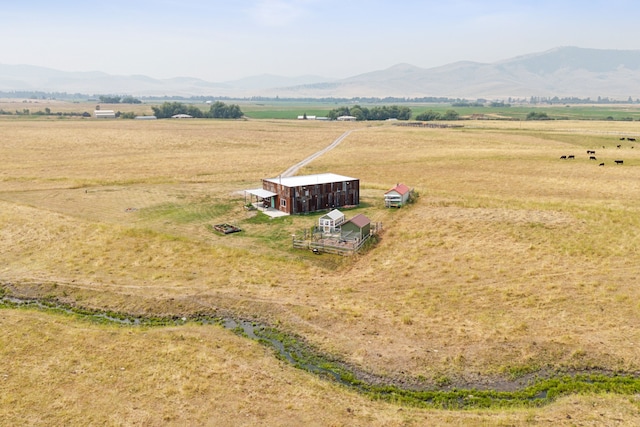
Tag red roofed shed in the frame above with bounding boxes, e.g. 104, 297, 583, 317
384, 183, 412, 208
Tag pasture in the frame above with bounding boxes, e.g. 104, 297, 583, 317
1, 111, 640, 424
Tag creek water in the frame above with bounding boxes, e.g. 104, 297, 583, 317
1, 296, 348, 384
3, 295, 631, 408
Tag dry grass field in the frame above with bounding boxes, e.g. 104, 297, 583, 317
2, 108, 640, 424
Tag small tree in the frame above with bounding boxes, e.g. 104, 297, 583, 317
526, 111, 549, 120
415, 110, 441, 121
441, 110, 459, 120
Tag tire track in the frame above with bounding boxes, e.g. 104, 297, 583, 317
279, 130, 355, 177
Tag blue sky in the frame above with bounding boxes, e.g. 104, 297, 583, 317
2, 0, 639, 81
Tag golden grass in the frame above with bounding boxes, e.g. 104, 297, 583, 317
2, 115, 640, 421
2, 309, 639, 426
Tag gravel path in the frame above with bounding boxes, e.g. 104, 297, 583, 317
279, 130, 353, 177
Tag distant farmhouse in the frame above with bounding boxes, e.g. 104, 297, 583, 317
246, 173, 359, 215
297, 115, 329, 121
94, 110, 115, 119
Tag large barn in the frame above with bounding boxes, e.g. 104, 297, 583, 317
257, 173, 359, 215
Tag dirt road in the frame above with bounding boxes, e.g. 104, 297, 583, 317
279, 130, 353, 177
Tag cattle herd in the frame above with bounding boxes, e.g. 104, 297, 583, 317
559, 137, 634, 166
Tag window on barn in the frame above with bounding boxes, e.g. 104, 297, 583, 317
281, 199, 286, 208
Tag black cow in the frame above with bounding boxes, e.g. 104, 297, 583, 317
568, 155, 575, 159
615, 160, 624, 164
599, 163, 605, 166
617, 145, 622, 148
627, 138, 636, 142
590, 156, 597, 160
560, 155, 567, 159
587, 150, 596, 154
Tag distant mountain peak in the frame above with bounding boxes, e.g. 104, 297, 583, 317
2, 47, 640, 98
385, 63, 423, 71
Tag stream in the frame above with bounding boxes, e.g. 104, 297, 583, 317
2, 295, 639, 409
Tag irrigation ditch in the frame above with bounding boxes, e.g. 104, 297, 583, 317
2, 291, 640, 410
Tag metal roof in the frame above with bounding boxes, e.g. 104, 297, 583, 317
245, 188, 277, 198
346, 214, 370, 228
263, 173, 357, 188
385, 183, 411, 195
320, 209, 344, 221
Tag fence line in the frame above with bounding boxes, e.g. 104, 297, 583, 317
292, 222, 382, 256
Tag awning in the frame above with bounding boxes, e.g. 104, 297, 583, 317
245, 188, 277, 198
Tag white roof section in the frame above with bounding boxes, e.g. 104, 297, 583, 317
321, 209, 344, 221
245, 188, 277, 198
263, 173, 357, 188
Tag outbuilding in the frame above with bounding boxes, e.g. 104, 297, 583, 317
341, 214, 371, 241
94, 110, 115, 119
319, 209, 345, 233
384, 183, 412, 208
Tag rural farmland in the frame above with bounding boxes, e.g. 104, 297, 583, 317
1, 106, 640, 425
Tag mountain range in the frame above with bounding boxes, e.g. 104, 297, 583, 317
2, 47, 640, 99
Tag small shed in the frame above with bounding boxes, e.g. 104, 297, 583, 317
384, 183, 412, 208
319, 209, 345, 233
341, 214, 371, 241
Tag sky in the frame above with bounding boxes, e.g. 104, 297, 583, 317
2, 0, 640, 82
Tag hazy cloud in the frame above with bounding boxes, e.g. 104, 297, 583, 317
247, 0, 310, 27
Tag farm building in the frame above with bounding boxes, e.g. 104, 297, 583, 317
94, 110, 115, 119
252, 173, 359, 215
293, 212, 379, 255
319, 209, 345, 233
384, 183, 413, 208
341, 214, 371, 240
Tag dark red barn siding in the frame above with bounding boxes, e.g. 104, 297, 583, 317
262, 173, 359, 215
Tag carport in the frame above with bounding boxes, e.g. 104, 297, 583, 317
244, 188, 277, 210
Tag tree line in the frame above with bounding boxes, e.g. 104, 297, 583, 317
414, 110, 460, 121
326, 105, 412, 121
98, 95, 142, 104
150, 101, 243, 119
